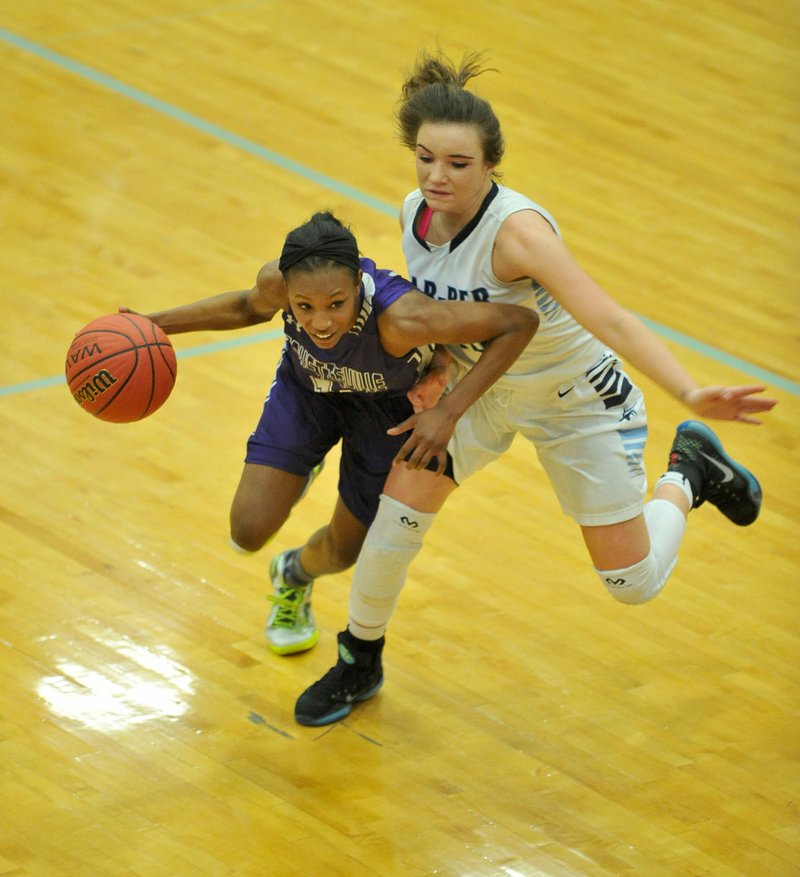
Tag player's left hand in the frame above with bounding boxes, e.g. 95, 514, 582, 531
683, 385, 778, 424
388, 404, 458, 476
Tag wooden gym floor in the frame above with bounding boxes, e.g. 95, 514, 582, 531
1, 2, 798, 875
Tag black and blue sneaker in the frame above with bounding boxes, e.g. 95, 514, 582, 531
668, 420, 762, 526
295, 630, 384, 727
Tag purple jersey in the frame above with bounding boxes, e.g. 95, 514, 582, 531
245, 258, 439, 526
280, 257, 431, 394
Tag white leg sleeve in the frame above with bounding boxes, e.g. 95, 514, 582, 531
597, 498, 687, 604
348, 494, 435, 641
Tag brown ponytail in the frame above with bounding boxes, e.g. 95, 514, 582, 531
396, 50, 504, 169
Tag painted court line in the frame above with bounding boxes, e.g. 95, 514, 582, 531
1, 28, 796, 398
0, 28, 395, 218
0, 330, 284, 397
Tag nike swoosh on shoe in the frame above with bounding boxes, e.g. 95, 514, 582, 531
698, 450, 734, 482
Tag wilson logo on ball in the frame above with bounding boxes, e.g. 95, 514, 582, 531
71, 368, 119, 405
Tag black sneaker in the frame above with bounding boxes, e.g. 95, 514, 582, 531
295, 630, 384, 727
668, 420, 762, 525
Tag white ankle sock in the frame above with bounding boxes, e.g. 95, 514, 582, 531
654, 470, 695, 507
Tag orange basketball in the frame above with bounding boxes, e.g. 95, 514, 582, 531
65, 313, 177, 423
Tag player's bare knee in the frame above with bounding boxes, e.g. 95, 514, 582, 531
229, 526, 266, 553
229, 516, 276, 553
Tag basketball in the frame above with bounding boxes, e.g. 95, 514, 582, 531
65, 313, 177, 423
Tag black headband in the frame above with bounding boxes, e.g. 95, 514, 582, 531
279, 236, 361, 274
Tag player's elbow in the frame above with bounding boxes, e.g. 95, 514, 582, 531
511, 305, 539, 342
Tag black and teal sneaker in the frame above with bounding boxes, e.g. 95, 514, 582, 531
668, 420, 762, 526
295, 629, 384, 726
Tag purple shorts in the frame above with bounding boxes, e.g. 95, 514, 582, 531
245, 362, 416, 526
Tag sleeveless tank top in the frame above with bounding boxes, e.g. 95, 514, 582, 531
402, 183, 608, 385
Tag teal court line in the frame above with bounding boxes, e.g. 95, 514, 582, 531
1, 27, 797, 398
0, 330, 285, 397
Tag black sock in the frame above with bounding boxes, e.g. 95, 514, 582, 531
672, 463, 702, 504
343, 629, 384, 654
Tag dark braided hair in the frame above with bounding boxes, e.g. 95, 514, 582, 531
279, 211, 361, 280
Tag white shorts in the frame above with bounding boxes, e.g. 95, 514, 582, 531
449, 354, 648, 526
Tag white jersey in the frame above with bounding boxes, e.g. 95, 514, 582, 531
401, 183, 609, 388
402, 183, 647, 524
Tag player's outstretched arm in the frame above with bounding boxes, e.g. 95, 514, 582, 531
496, 212, 778, 424
121, 259, 287, 335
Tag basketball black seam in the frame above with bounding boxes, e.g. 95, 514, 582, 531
66, 317, 175, 422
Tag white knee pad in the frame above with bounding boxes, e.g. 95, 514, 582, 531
597, 552, 663, 604
348, 494, 436, 640
597, 498, 686, 605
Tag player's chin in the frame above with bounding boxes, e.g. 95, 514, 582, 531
423, 193, 452, 209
